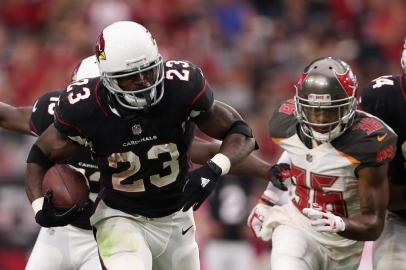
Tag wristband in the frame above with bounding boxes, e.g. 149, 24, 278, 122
31, 197, 44, 215
210, 153, 231, 176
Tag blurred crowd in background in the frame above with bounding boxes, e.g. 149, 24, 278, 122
0, 0, 405, 269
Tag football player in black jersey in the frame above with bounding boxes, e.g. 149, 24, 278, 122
0, 56, 103, 269
25, 21, 256, 270
0, 55, 269, 269
359, 39, 406, 270
248, 57, 396, 270
28, 55, 103, 270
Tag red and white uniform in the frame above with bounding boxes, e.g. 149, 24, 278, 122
261, 100, 396, 269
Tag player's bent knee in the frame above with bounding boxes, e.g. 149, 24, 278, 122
271, 255, 312, 270
102, 251, 151, 270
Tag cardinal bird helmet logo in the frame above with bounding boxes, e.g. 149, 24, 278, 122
95, 33, 106, 61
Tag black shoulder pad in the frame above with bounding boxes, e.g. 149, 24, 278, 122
30, 90, 63, 135
54, 78, 103, 137
360, 75, 402, 121
163, 60, 214, 114
268, 99, 298, 140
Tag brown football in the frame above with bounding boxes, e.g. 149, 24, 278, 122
42, 164, 89, 208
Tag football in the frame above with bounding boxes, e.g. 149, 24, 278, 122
42, 164, 89, 208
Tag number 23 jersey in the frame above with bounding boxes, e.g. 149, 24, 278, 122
54, 60, 214, 218
269, 100, 397, 218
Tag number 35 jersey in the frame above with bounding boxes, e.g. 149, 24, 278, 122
269, 100, 397, 218
54, 60, 214, 218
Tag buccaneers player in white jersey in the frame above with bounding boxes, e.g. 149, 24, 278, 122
249, 57, 397, 270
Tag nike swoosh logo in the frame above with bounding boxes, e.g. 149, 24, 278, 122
377, 133, 388, 142
182, 225, 193, 235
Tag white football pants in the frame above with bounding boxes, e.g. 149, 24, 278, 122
92, 200, 199, 270
204, 240, 257, 270
373, 211, 406, 270
25, 225, 101, 270
271, 225, 362, 270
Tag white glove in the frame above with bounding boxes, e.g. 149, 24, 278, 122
247, 177, 290, 240
261, 183, 289, 206
247, 203, 273, 239
302, 204, 346, 233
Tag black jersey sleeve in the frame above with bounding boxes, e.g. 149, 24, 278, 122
54, 87, 86, 137
163, 60, 214, 117
189, 66, 214, 114
360, 75, 399, 121
53, 78, 101, 144
29, 90, 63, 136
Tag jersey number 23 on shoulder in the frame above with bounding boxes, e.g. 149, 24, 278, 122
67, 79, 91, 104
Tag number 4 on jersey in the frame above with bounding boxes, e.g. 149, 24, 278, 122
372, 76, 394, 89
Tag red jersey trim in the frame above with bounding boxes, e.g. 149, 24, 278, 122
54, 111, 83, 135
191, 80, 207, 106
400, 74, 406, 100
29, 120, 39, 136
94, 80, 108, 117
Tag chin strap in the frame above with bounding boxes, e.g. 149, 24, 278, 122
310, 123, 344, 143
140, 91, 153, 112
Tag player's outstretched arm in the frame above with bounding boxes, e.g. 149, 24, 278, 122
303, 164, 389, 240
190, 138, 270, 179
182, 101, 256, 211
338, 164, 389, 241
26, 124, 82, 227
195, 101, 256, 166
0, 102, 32, 134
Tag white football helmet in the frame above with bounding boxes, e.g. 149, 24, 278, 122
401, 37, 406, 73
95, 21, 164, 110
294, 57, 358, 142
71, 55, 100, 81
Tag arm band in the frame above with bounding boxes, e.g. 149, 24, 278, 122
225, 120, 254, 138
27, 144, 55, 169
225, 120, 259, 149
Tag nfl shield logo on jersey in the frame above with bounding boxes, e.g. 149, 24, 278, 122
306, 153, 313, 162
132, 124, 142, 135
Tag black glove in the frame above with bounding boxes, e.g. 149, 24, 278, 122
182, 161, 222, 211
34, 191, 84, 227
269, 163, 291, 191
